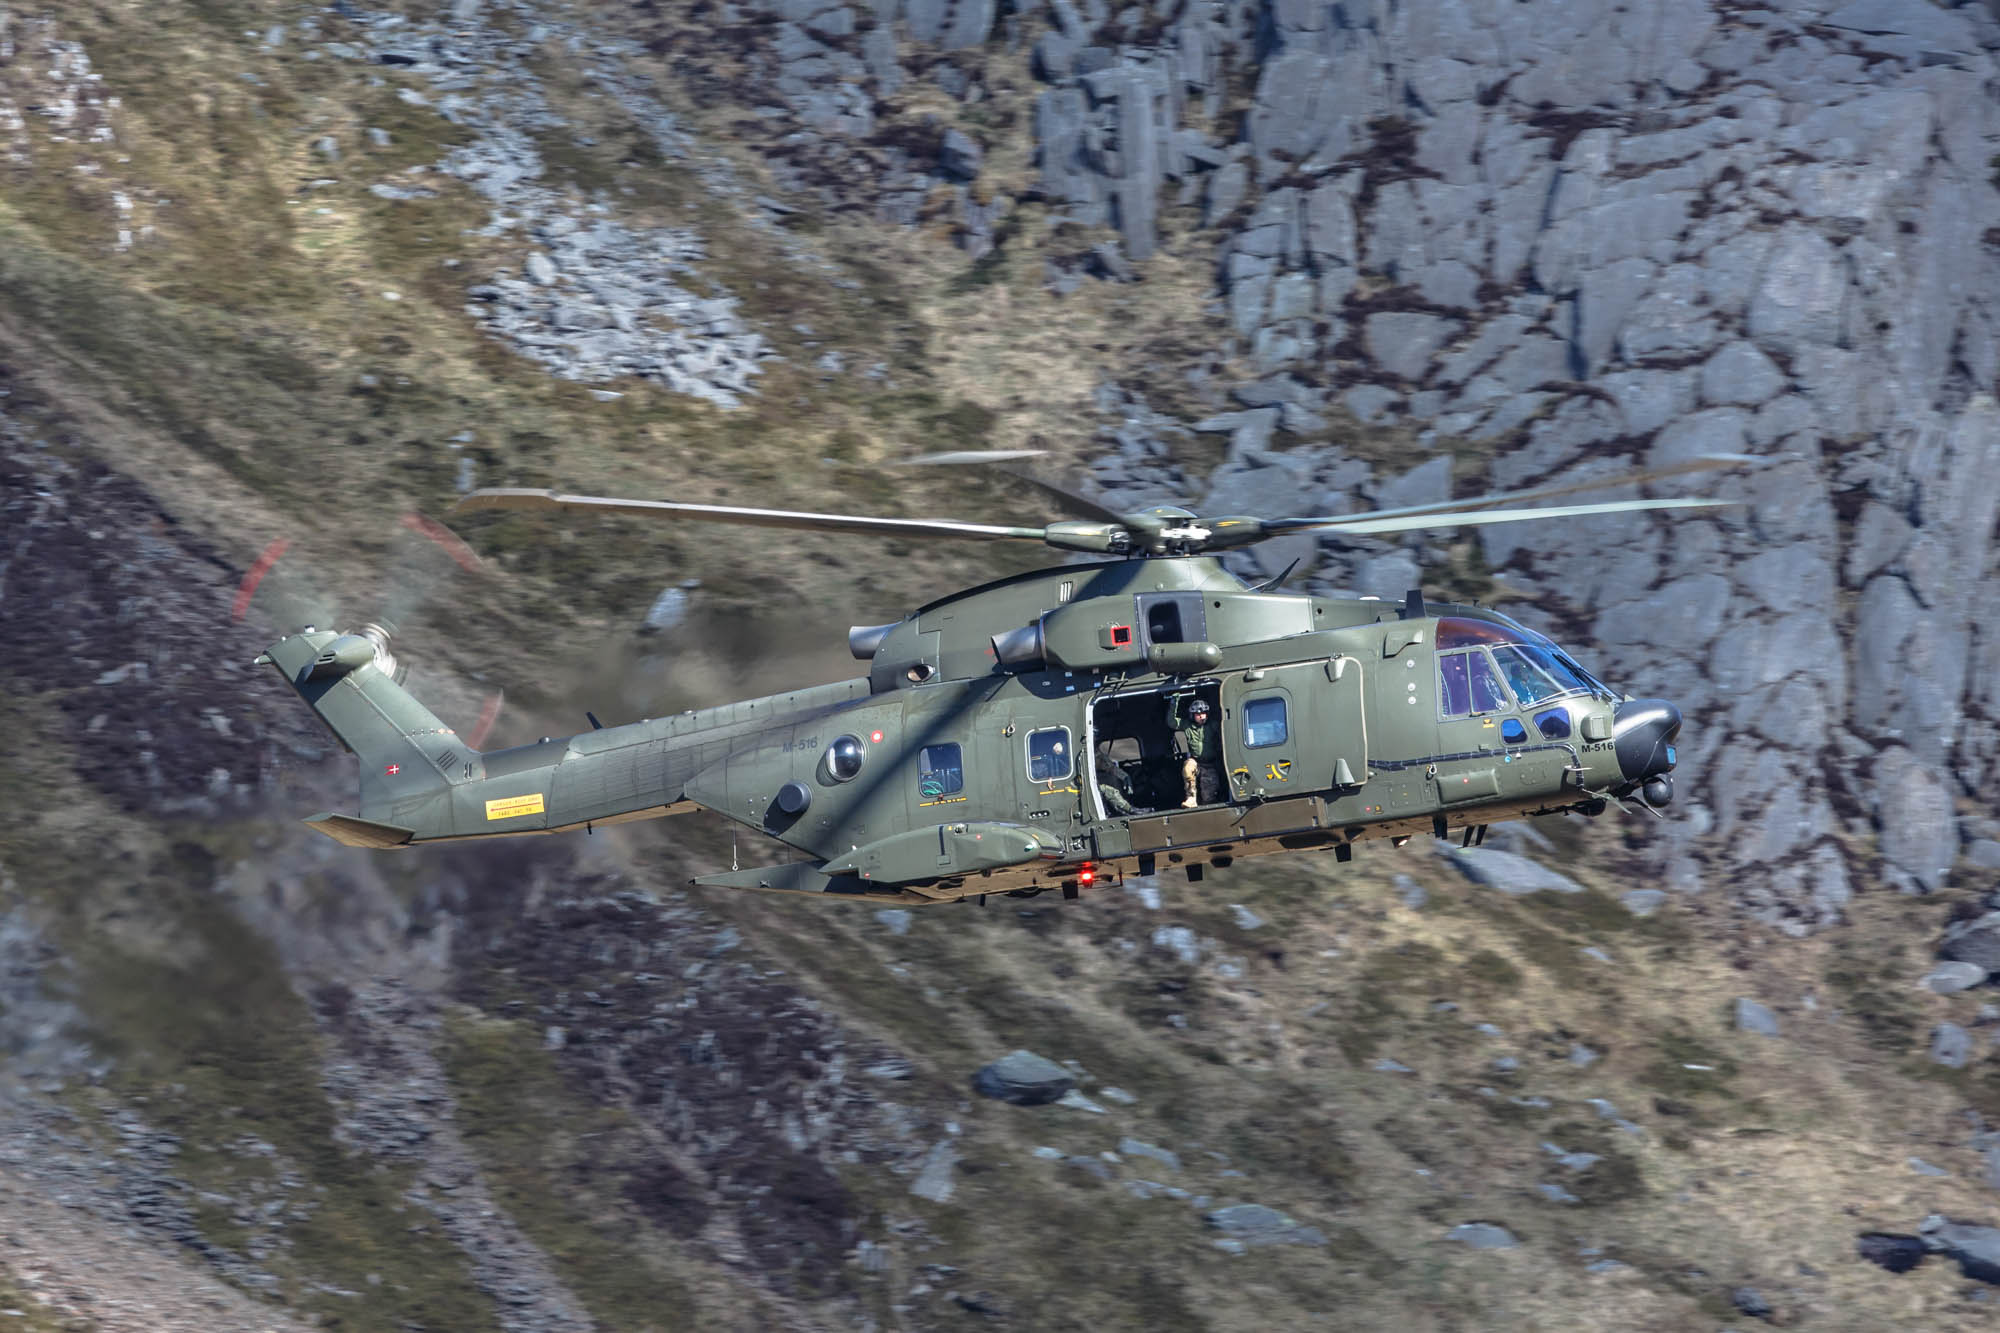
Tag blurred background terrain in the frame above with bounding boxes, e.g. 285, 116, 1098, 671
6, 0, 2000, 1327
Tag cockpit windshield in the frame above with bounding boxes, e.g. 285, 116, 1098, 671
1435, 616, 1618, 718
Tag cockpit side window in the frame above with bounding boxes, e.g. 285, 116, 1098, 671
1439, 649, 1511, 717
1469, 650, 1510, 712
1440, 616, 1617, 705
1491, 645, 1564, 706
1516, 642, 1589, 696
1440, 652, 1471, 716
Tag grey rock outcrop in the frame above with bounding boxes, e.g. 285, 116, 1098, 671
1943, 913, 2000, 973
1923, 961, 1989, 995
939, 127, 982, 180
910, 1140, 960, 1202
1203, 1203, 1326, 1248
971, 1050, 1077, 1106
1446, 849, 1584, 897
1930, 1023, 1972, 1070
1921, 1215, 2000, 1285
329, 2, 776, 407
1735, 999, 1780, 1038
1447, 1223, 1518, 1250
691, 0, 2000, 927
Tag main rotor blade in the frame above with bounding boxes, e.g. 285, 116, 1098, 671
1309, 453, 1755, 530
453, 488, 1049, 543
890, 449, 1130, 527
895, 449, 1047, 466
1271, 496, 1735, 538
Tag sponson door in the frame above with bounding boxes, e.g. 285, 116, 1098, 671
1218, 657, 1367, 832
1219, 663, 1312, 805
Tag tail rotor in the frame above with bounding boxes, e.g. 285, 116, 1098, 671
233, 511, 506, 747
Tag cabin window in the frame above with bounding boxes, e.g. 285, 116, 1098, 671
1438, 649, 1511, 718
1534, 707, 1572, 740
1146, 601, 1184, 643
1026, 727, 1073, 782
918, 743, 963, 799
1243, 696, 1288, 748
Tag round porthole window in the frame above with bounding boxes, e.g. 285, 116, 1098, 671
825, 734, 865, 782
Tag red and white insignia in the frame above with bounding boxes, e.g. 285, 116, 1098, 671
384, 763, 401, 775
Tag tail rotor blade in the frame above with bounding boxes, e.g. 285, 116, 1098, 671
231, 536, 342, 630
377, 510, 492, 638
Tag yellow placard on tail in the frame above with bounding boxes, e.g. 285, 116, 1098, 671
485, 793, 546, 821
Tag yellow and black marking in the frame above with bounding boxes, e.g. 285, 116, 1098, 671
918, 795, 969, 808
484, 793, 545, 821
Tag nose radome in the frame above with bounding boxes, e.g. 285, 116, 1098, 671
1613, 699, 1682, 781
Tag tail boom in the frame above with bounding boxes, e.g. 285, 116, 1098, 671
259, 629, 694, 846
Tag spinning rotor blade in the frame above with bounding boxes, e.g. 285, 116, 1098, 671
889, 448, 1130, 526
456, 453, 1748, 558
895, 449, 1048, 466
377, 511, 489, 636
233, 512, 505, 745
1269, 496, 1734, 539
454, 488, 1051, 543
1264, 453, 1753, 535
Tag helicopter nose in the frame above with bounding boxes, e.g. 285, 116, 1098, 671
1613, 699, 1682, 782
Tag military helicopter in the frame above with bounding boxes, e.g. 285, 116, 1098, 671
255, 457, 1736, 905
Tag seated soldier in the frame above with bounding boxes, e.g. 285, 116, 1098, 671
1166, 694, 1222, 808
1095, 739, 1138, 816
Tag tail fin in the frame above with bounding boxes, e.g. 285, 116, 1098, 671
258, 628, 471, 840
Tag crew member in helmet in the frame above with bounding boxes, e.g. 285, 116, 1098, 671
1095, 739, 1139, 817
1167, 694, 1221, 808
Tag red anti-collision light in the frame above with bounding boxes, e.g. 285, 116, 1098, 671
869, 729, 884, 744
1079, 863, 1095, 885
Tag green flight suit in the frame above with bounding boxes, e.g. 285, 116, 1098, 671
1167, 695, 1220, 760
1167, 696, 1223, 805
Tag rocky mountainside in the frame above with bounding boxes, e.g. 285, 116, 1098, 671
8, 0, 2000, 1328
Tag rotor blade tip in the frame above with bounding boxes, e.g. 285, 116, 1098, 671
895, 449, 1049, 467
452, 488, 560, 513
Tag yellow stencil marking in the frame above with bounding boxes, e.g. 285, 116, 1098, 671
485, 792, 546, 821
1264, 760, 1293, 782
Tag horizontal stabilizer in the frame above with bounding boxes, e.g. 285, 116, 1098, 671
305, 812, 417, 849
